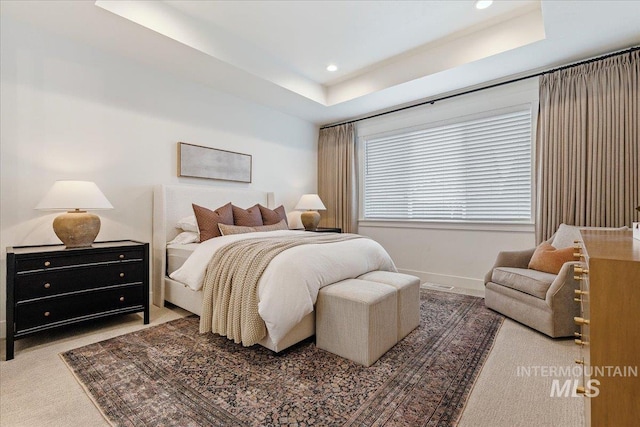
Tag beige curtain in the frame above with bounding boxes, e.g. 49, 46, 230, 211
536, 50, 639, 243
317, 123, 358, 233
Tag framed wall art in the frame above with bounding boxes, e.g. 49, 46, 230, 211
178, 142, 252, 183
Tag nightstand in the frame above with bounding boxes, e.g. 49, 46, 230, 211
5, 240, 149, 360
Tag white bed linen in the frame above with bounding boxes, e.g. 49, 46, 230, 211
170, 230, 396, 344
166, 243, 199, 275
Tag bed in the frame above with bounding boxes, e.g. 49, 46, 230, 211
152, 184, 396, 352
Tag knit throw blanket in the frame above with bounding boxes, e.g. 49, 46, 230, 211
199, 233, 363, 346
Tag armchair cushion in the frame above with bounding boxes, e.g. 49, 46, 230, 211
491, 267, 557, 299
528, 242, 575, 274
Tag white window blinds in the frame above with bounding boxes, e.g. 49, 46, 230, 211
363, 108, 532, 222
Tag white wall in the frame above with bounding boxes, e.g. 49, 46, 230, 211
357, 79, 539, 292
0, 18, 318, 337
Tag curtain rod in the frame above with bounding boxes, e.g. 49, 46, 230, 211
320, 45, 639, 130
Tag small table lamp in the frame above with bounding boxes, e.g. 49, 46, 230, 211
35, 180, 114, 248
295, 194, 326, 231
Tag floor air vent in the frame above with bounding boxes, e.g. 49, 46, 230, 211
422, 283, 454, 290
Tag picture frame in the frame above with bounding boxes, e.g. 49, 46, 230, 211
178, 142, 252, 183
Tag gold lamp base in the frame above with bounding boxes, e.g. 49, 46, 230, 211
300, 210, 320, 231
52, 210, 101, 248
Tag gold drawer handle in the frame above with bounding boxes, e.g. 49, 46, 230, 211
575, 359, 584, 365
44, 261, 51, 267
119, 296, 125, 302
44, 283, 51, 289
574, 290, 588, 296
44, 311, 50, 317
574, 297, 582, 303
575, 386, 586, 394
574, 332, 582, 338
119, 273, 125, 278
119, 254, 125, 259
574, 316, 590, 326
575, 339, 589, 346
574, 266, 589, 275
573, 252, 585, 259
573, 275, 584, 281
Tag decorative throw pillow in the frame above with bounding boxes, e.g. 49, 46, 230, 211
192, 202, 234, 242
550, 223, 581, 249
176, 215, 199, 232
528, 242, 575, 274
218, 219, 289, 236
232, 204, 264, 227
258, 204, 288, 225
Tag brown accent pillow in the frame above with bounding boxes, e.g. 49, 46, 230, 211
192, 203, 233, 242
218, 219, 289, 236
528, 242, 575, 274
258, 204, 288, 226
232, 204, 264, 227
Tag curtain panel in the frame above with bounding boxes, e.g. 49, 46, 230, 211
317, 123, 357, 233
536, 50, 639, 242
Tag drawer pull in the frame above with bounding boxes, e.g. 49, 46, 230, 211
575, 386, 586, 394
119, 254, 125, 259
574, 290, 589, 296
119, 296, 125, 302
575, 359, 584, 365
574, 317, 590, 326
574, 297, 582, 303
119, 273, 125, 278
44, 311, 50, 317
575, 338, 589, 346
44, 283, 51, 289
44, 261, 51, 267
574, 332, 582, 338
573, 252, 585, 259
574, 266, 589, 275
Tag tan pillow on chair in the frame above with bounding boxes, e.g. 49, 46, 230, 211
528, 242, 575, 274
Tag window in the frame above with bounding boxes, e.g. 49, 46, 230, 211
363, 108, 532, 222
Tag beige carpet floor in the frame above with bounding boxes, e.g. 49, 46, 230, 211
1, 289, 583, 427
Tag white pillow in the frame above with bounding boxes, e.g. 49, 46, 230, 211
176, 215, 198, 232
167, 231, 199, 245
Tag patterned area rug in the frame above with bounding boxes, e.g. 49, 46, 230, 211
61, 290, 503, 426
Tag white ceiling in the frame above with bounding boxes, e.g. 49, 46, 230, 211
2, 1, 639, 126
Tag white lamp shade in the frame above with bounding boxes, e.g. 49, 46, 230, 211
35, 180, 113, 211
295, 194, 326, 211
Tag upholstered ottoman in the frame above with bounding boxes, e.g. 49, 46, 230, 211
316, 279, 397, 367
358, 271, 421, 340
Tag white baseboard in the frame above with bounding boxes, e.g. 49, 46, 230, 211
397, 268, 485, 295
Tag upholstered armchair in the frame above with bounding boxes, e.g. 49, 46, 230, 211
484, 245, 580, 338
485, 224, 629, 338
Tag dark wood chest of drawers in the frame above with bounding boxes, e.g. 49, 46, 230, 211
5, 240, 149, 360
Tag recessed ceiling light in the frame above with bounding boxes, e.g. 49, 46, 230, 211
326, 64, 338, 72
475, 0, 493, 9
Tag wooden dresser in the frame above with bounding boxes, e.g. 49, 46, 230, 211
574, 230, 640, 426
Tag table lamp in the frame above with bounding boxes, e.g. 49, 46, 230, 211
35, 180, 114, 248
295, 194, 326, 231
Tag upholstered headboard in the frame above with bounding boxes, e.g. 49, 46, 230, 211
152, 184, 275, 306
